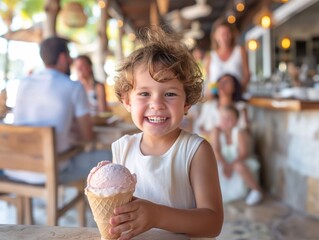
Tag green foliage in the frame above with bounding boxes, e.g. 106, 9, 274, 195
1, 0, 20, 10
1, 0, 44, 21
1, 0, 97, 21
20, 0, 45, 19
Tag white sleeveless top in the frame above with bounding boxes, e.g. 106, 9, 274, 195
208, 45, 243, 84
86, 89, 98, 116
111, 130, 204, 209
220, 127, 239, 162
196, 100, 248, 132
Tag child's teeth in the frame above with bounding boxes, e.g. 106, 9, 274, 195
148, 117, 166, 123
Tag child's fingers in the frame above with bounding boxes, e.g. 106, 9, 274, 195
113, 201, 136, 215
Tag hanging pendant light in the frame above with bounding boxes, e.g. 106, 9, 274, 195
235, 0, 246, 12
184, 21, 204, 40
180, 0, 212, 20
248, 39, 258, 51
280, 37, 291, 49
226, 10, 237, 24
60, 2, 87, 28
254, 6, 273, 28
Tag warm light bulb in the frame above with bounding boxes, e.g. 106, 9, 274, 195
98, 0, 106, 8
279, 62, 287, 72
227, 15, 236, 24
117, 19, 123, 28
128, 33, 136, 41
236, 3, 245, 12
281, 37, 291, 49
248, 39, 258, 51
261, 15, 271, 28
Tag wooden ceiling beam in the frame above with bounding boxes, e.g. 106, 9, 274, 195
108, 0, 135, 33
237, 0, 264, 32
157, 0, 169, 15
150, 1, 159, 26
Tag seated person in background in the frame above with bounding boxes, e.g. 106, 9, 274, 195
4, 36, 111, 184
73, 55, 110, 116
195, 73, 249, 139
211, 104, 263, 205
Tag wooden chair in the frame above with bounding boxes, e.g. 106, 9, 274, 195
0, 193, 24, 224
0, 124, 86, 226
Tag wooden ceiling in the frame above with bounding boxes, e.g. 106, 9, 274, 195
111, 0, 268, 49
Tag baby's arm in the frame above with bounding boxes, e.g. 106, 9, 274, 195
109, 140, 223, 239
233, 129, 249, 164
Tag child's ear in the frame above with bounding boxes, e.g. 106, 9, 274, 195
122, 97, 131, 112
184, 104, 191, 115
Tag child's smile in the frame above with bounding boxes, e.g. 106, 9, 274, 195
146, 116, 168, 124
123, 64, 189, 138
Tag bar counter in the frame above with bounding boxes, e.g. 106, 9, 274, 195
248, 96, 319, 111
248, 96, 319, 218
0, 224, 188, 240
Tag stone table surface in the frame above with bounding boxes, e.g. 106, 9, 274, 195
0, 224, 188, 240
1, 192, 319, 240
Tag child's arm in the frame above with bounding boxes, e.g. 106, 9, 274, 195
109, 140, 224, 239
233, 129, 249, 164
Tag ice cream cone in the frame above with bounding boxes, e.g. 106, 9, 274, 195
86, 190, 134, 240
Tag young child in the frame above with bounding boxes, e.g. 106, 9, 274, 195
211, 104, 263, 205
109, 27, 223, 239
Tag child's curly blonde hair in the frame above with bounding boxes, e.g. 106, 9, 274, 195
113, 26, 204, 106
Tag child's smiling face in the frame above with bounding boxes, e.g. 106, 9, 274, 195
219, 108, 238, 131
123, 64, 190, 138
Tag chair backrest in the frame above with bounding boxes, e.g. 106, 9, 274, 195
0, 124, 86, 226
0, 125, 58, 187
0, 124, 59, 225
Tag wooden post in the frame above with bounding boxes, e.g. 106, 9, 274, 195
150, 1, 159, 26
96, 0, 109, 82
117, 22, 124, 61
43, 0, 61, 38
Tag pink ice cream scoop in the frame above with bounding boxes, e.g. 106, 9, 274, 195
86, 161, 136, 197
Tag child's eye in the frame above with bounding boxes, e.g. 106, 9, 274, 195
165, 92, 177, 97
139, 92, 150, 96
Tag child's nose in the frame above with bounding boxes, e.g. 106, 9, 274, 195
149, 96, 165, 110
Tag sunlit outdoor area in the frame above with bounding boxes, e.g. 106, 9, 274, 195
0, 0, 135, 124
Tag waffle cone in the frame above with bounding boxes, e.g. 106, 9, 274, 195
86, 190, 133, 240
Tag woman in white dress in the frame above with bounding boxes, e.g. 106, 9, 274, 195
204, 20, 250, 94
73, 55, 110, 116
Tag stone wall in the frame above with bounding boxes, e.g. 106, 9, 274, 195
249, 106, 319, 217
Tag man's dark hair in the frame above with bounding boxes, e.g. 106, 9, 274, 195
39, 36, 69, 66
